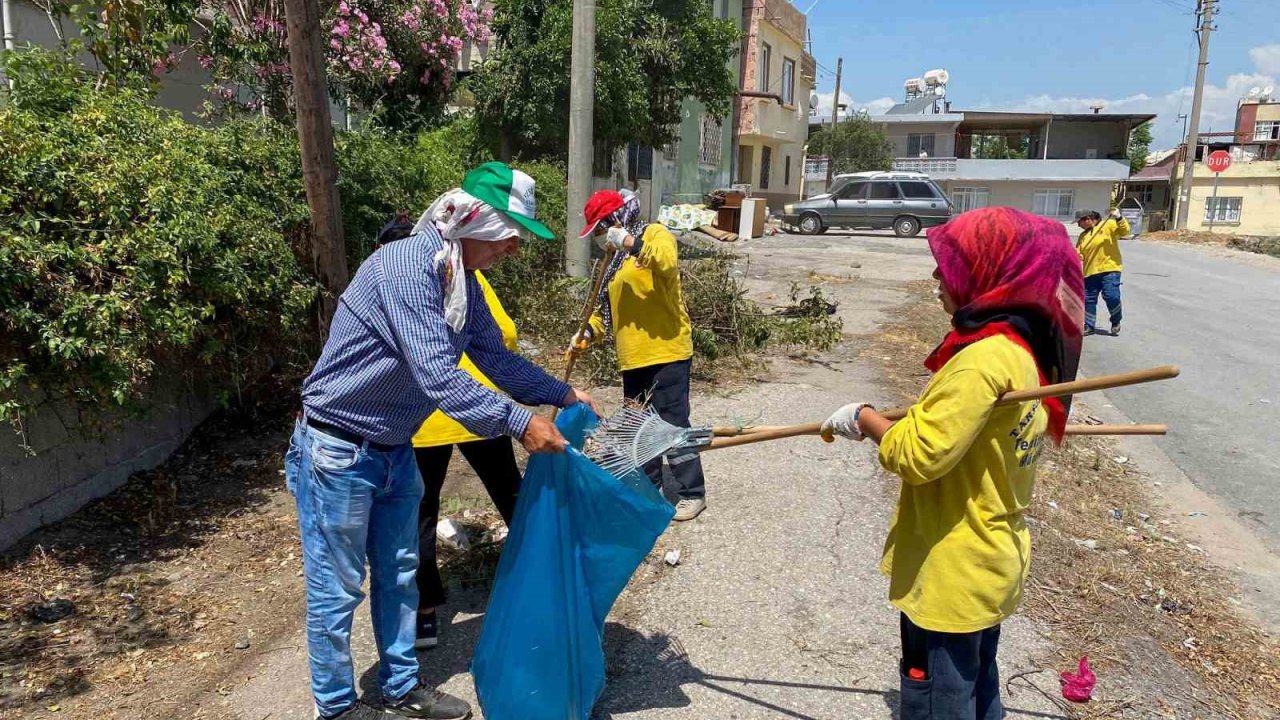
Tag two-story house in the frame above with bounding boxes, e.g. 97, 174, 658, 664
734, 0, 814, 209
879, 101, 1153, 224
1167, 93, 1280, 235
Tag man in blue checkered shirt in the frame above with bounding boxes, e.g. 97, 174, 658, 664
285, 163, 597, 720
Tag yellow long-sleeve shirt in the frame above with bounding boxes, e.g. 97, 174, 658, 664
878, 334, 1047, 634
1076, 216, 1130, 277
587, 224, 694, 372
412, 271, 518, 448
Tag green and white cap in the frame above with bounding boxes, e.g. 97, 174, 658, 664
461, 161, 555, 240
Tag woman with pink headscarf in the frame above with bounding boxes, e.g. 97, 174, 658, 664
821, 207, 1084, 718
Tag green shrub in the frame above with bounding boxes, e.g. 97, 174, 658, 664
0, 66, 318, 422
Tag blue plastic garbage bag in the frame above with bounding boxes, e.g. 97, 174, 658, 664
471, 404, 675, 720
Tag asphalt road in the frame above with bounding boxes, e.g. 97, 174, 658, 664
1080, 240, 1280, 552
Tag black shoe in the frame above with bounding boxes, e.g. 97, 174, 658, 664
318, 703, 384, 720
415, 611, 438, 650
384, 683, 471, 719
1110, 323, 1121, 336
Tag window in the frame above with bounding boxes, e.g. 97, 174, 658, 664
1205, 196, 1242, 223
758, 43, 772, 92
760, 146, 772, 189
737, 146, 753, 184
952, 187, 990, 213
1033, 188, 1074, 218
699, 115, 722, 165
784, 155, 791, 187
907, 133, 936, 157
627, 143, 653, 181
1124, 183, 1154, 204
781, 58, 796, 105
839, 182, 869, 199
1255, 121, 1280, 141
662, 139, 680, 162
900, 181, 940, 199
869, 182, 901, 200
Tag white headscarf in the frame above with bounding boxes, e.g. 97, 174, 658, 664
413, 188, 525, 332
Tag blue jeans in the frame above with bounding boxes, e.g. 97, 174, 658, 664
285, 420, 424, 718
1084, 271, 1122, 330
899, 613, 1003, 720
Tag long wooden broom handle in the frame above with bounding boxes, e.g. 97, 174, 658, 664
553, 247, 617, 420
704, 365, 1179, 450
703, 422, 1167, 451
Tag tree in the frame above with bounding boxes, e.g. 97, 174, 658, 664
807, 115, 893, 175
1128, 122, 1153, 174
196, 0, 490, 128
468, 0, 740, 160
971, 133, 1029, 159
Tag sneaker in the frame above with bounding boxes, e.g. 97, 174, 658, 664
1110, 323, 1121, 337
318, 703, 385, 720
673, 497, 707, 522
415, 611, 438, 650
383, 683, 471, 719
1083, 328, 1098, 337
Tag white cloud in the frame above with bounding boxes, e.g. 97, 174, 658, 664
811, 90, 896, 121
968, 45, 1279, 149
1249, 44, 1280, 76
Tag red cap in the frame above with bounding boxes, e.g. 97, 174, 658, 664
579, 190, 626, 238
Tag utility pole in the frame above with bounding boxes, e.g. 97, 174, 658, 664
1, 0, 15, 90
825, 57, 842, 188
565, 0, 596, 278
1175, 0, 1216, 230
282, 0, 349, 327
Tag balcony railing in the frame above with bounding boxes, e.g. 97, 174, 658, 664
892, 157, 959, 174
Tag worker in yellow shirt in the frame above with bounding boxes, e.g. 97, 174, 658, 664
821, 207, 1085, 719
1074, 208, 1130, 336
568, 189, 706, 521
412, 269, 523, 650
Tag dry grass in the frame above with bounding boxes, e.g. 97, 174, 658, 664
868, 282, 1280, 719
0, 380, 305, 719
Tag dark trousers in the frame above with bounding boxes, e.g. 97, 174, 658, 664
621, 358, 705, 500
413, 437, 522, 609
1084, 271, 1122, 330
899, 613, 1003, 720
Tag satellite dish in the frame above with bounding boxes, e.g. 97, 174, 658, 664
1249, 87, 1262, 97
810, 93, 820, 108
1265, 85, 1276, 97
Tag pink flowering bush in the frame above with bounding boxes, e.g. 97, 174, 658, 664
196, 0, 489, 127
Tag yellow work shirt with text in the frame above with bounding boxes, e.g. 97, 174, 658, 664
878, 334, 1047, 634
588, 224, 694, 372
412, 271, 518, 448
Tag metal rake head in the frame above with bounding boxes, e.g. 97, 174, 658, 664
585, 406, 711, 479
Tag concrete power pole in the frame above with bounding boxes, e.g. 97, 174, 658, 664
282, 0, 349, 327
565, 0, 596, 278
824, 57, 842, 188
1175, 0, 1217, 230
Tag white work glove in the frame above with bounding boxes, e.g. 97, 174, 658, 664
567, 327, 593, 356
1109, 208, 1122, 220
821, 403, 872, 442
604, 226, 630, 252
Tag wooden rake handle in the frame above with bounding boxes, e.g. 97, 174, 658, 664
553, 247, 617, 420
879, 364, 1180, 421
704, 422, 1167, 451
704, 365, 1180, 451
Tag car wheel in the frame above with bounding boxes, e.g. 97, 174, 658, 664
893, 215, 921, 237
798, 213, 824, 235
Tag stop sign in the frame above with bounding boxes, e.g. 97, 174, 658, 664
1205, 150, 1232, 173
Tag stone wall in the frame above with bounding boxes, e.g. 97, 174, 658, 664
0, 379, 219, 551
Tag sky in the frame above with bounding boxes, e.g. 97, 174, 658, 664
803, 0, 1280, 150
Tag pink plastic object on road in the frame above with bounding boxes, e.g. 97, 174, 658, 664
1060, 656, 1096, 702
